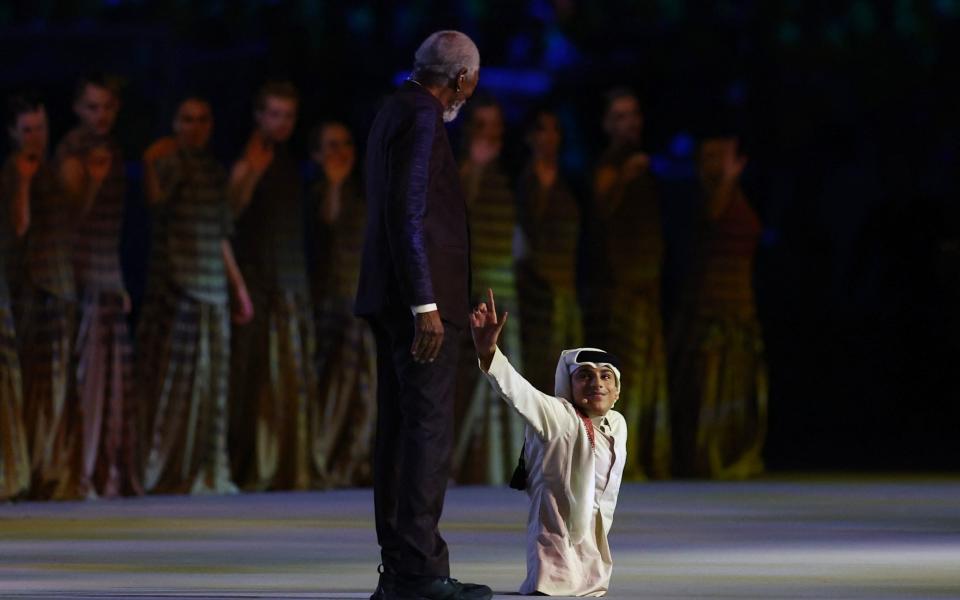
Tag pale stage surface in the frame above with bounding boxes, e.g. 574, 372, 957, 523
2, 477, 959, 599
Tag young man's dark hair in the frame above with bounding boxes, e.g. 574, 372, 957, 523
6, 91, 45, 129
602, 86, 640, 117
253, 80, 299, 112
73, 72, 123, 102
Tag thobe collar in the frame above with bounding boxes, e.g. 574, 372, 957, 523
590, 415, 612, 436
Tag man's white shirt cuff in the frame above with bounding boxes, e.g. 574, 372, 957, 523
411, 303, 438, 315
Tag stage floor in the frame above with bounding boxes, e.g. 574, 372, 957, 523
2, 477, 959, 599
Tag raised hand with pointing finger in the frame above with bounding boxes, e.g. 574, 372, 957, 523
470, 288, 509, 371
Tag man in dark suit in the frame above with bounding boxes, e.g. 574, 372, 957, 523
355, 31, 491, 600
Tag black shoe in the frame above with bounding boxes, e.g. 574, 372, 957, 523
371, 564, 396, 600
392, 573, 492, 600
456, 579, 494, 600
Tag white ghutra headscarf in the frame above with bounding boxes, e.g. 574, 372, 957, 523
553, 347, 621, 402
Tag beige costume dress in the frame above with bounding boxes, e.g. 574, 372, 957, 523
482, 347, 626, 596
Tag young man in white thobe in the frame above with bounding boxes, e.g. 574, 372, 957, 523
470, 289, 627, 597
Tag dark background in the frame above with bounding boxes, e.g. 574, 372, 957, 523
2, 0, 958, 471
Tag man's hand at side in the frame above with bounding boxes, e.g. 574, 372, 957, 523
412, 310, 444, 364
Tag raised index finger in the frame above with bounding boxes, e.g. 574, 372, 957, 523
487, 288, 497, 322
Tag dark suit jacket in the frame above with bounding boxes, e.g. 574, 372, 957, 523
355, 81, 470, 328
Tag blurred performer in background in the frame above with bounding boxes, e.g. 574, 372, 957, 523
228, 81, 319, 491
515, 107, 582, 393
141, 96, 253, 494
452, 96, 524, 485
309, 121, 375, 488
585, 88, 671, 480
0, 94, 35, 501
669, 135, 766, 479
55, 74, 141, 498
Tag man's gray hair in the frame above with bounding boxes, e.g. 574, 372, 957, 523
412, 30, 480, 83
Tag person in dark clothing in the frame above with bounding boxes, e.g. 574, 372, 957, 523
355, 30, 492, 600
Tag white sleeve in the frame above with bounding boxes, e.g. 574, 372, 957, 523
480, 346, 575, 440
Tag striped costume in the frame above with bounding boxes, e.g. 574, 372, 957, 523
56, 129, 142, 498
311, 177, 375, 488
229, 146, 319, 491
515, 166, 583, 394
5, 158, 74, 500
453, 161, 524, 485
135, 181, 168, 420
0, 164, 29, 500
669, 191, 766, 479
584, 149, 671, 480
142, 148, 237, 495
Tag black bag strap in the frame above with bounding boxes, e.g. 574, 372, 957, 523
508, 441, 527, 490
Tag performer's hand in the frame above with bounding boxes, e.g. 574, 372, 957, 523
722, 149, 748, 183
469, 288, 508, 371
14, 151, 41, 183
412, 310, 444, 364
468, 137, 501, 167
121, 291, 132, 315
322, 153, 353, 187
244, 132, 274, 175
532, 160, 557, 190
85, 147, 113, 184
622, 152, 650, 181
143, 136, 178, 165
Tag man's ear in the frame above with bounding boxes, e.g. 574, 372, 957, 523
453, 68, 467, 93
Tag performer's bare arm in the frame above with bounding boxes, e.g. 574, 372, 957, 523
228, 132, 273, 215
142, 137, 178, 206
222, 239, 253, 325
59, 147, 111, 215
593, 152, 649, 217
10, 152, 40, 237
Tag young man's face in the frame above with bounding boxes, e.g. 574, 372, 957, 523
10, 107, 49, 156
571, 365, 619, 417
528, 112, 561, 160
173, 99, 213, 150
312, 123, 355, 174
469, 105, 504, 143
604, 95, 642, 147
255, 96, 297, 144
74, 84, 120, 136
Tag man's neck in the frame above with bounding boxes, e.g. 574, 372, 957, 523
409, 77, 451, 110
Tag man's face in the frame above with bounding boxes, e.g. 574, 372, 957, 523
313, 123, 355, 174
173, 99, 213, 150
444, 70, 479, 123
604, 95, 642, 147
469, 105, 504, 143
10, 107, 49, 156
571, 365, 619, 417
255, 96, 297, 143
528, 112, 561, 160
74, 84, 120, 136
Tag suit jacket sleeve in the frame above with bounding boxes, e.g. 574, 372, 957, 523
384, 105, 437, 308
481, 346, 577, 440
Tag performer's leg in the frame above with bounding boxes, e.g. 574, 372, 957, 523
370, 317, 403, 571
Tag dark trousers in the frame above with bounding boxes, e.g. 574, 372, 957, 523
369, 304, 460, 577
